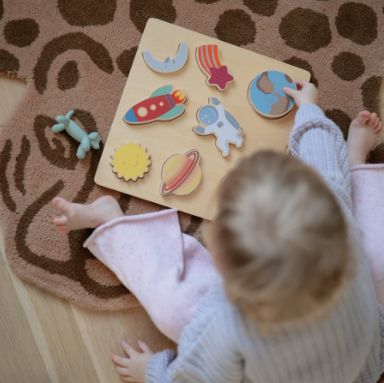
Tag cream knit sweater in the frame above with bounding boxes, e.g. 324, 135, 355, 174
146, 104, 384, 383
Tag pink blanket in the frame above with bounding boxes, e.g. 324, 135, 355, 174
84, 209, 217, 342
352, 164, 384, 306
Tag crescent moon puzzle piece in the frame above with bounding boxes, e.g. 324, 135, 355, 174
143, 42, 188, 74
160, 150, 202, 197
110, 142, 151, 182
124, 85, 187, 125
193, 98, 244, 158
248, 71, 296, 118
196, 45, 234, 91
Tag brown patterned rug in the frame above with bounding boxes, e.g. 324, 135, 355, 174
0, 0, 383, 310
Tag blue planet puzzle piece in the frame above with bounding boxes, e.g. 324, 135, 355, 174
249, 71, 295, 117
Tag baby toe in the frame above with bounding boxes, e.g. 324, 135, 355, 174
356, 110, 371, 124
52, 197, 68, 211
375, 122, 383, 134
54, 215, 68, 226
368, 113, 378, 127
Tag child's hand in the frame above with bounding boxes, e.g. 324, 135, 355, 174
283, 80, 318, 108
111, 339, 154, 382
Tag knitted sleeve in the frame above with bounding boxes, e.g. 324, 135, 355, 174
289, 103, 352, 212
146, 307, 244, 383
146, 350, 177, 383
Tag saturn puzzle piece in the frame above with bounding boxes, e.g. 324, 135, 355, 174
160, 150, 201, 197
193, 98, 244, 158
110, 142, 151, 181
248, 71, 296, 118
196, 44, 234, 91
143, 42, 188, 74
124, 85, 187, 124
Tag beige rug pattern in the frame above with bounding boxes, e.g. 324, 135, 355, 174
0, 0, 383, 310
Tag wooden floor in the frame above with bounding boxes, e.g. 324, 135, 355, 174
0, 76, 175, 383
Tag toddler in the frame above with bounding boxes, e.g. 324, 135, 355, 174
53, 81, 384, 383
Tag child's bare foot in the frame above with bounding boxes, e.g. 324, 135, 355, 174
52, 195, 124, 235
347, 111, 383, 167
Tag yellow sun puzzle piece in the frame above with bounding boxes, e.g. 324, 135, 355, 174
110, 142, 151, 181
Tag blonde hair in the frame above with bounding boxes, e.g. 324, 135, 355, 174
205, 150, 354, 326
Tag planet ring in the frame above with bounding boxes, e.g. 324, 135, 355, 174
160, 150, 200, 196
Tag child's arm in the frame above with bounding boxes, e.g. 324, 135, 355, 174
111, 307, 244, 383
284, 81, 352, 211
146, 312, 244, 383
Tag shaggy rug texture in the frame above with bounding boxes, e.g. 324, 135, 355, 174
0, 0, 383, 310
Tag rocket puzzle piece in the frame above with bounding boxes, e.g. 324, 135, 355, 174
124, 85, 187, 125
196, 45, 234, 91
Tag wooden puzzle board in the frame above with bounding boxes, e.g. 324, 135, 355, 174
95, 18, 310, 221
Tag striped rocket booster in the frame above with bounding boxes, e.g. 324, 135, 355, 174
196, 44, 234, 91
124, 86, 187, 125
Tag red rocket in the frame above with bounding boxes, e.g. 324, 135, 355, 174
124, 85, 187, 124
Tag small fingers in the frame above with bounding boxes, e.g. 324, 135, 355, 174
294, 79, 308, 89
283, 87, 297, 97
121, 340, 135, 357
116, 366, 130, 376
138, 340, 153, 354
111, 353, 129, 367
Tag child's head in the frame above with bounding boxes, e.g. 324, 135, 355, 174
205, 150, 354, 326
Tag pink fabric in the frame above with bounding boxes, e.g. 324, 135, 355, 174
83, 209, 217, 343
351, 164, 384, 306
